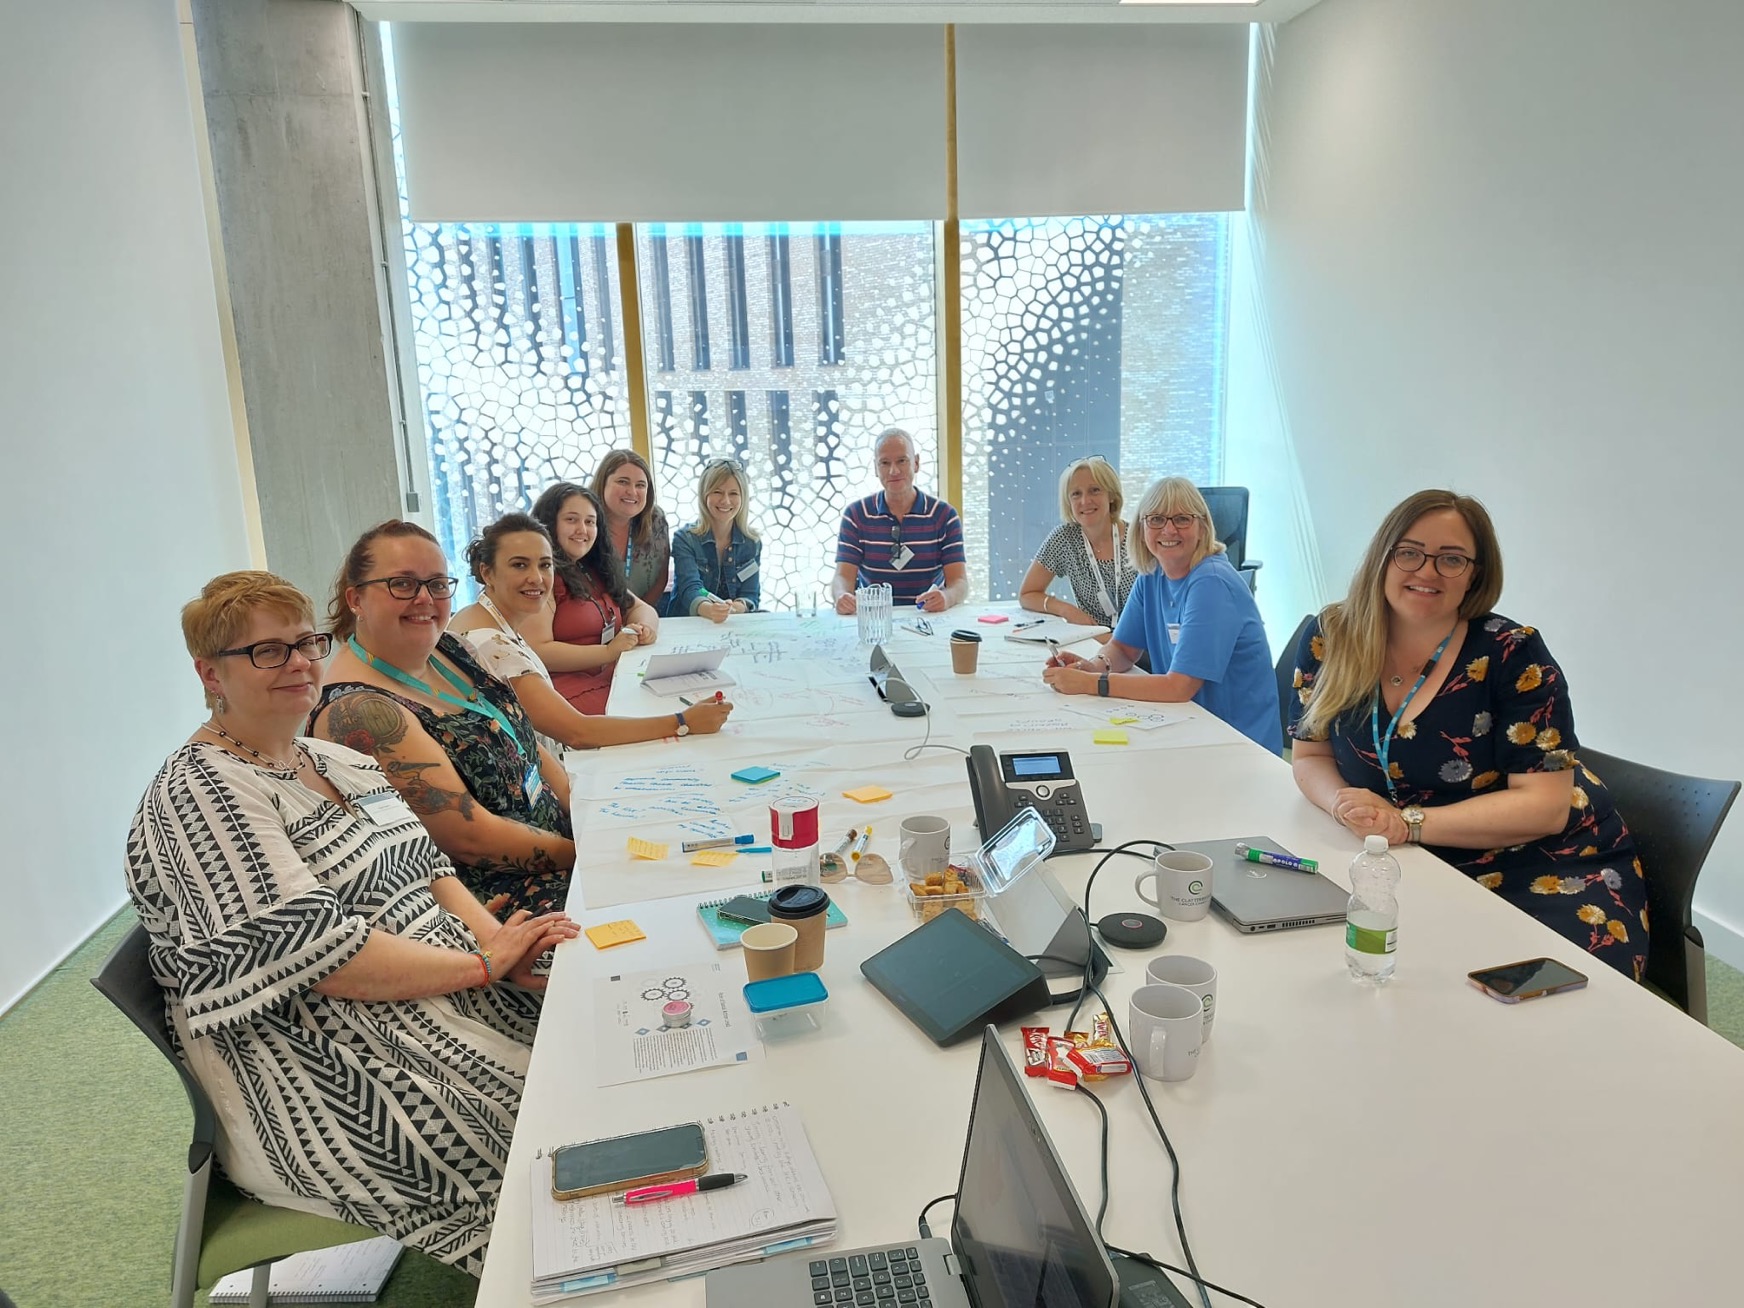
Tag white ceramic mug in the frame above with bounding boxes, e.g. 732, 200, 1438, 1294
1135, 850, 1215, 922
1128, 984, 1204, 1082
898, 815, 952, 879
1146, 955, 1218, 1043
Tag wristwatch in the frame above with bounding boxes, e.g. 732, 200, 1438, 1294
1097, 670, 1111, 698
1401, 805, 1425, 844
674, 711, 691, 738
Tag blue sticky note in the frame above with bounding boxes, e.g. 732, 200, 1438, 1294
732, 766, 781, 785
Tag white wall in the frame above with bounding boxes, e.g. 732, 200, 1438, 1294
0, 0, 247, 1011
1251, 0, 1744, 963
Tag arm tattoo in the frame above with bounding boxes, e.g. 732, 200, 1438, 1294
324, 692, 409, 756
380, 758, 479, 822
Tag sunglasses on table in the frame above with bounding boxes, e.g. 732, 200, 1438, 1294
1389, 546, 1475, 578
355, 575, 460, 600
214, 633, 335, 669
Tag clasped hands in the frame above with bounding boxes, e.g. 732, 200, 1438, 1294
1331, 787, 1410, 845
1041, 649, 1103, 695
474, 907, 581, 991
835, 587, 948, 616
607, 622, 654, 655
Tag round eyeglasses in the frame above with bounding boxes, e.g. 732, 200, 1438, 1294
1390, 546, 1474, 578
356, 575, 459, 600
214, 633, 335, 669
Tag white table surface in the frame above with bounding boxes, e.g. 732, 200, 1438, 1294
477, 608, 1744, 1308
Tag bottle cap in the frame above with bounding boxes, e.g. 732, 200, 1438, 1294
769, 797, 821, 849
1363, 835, 1390, 853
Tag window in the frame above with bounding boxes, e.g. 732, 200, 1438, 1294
685, 229, 711, 371
815, 225, 845, 365
767, 229, 794, 368
725, 229, 751, 370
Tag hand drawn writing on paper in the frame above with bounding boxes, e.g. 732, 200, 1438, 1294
597, 796, 724, 823
612, 766, 712, 794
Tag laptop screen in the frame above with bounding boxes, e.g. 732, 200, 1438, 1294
950, 1029, 1117, 1308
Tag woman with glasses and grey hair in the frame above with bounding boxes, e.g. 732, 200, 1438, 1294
1042, 476, 1281, 752
311, 520, 576, 917
126, 569, 579, 1274
1289, 489, 1645, 978
672, 457, 763, 620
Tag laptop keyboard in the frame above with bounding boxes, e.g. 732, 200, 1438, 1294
807, 1248, 933, 1308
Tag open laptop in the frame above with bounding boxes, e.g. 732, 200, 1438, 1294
1180, 835, 1348, 933
705, 1026, 1191, 1308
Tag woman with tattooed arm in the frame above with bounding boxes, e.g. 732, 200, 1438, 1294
311, 521, 576, 917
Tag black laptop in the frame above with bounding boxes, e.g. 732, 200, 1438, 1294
704, 1026, 1191, 1308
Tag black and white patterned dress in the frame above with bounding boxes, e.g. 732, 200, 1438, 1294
124, 737, 543, 1274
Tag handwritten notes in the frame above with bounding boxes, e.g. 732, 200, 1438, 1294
627, 837, 669, 860
585, 920, 646, 949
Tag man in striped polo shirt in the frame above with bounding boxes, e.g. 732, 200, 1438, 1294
831, 428, 969, 614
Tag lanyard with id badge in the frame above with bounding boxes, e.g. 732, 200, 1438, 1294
346, 636, 547, 804
889, 521, 915, 572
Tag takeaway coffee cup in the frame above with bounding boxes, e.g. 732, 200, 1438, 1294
1146, 954, 1219, 1042
950, 630, 982, 674
899, 815, 952, 880
1135, 850, 1215, 922
740, 922, 798, 982
768, 885, 830, 973
1128, 984, 1204, 1082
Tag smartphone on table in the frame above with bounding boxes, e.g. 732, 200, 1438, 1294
551, 1122, 708, 1200
1467, 957, 1588, 1003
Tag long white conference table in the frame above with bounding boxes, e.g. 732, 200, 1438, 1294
477, 607, 1744, 1308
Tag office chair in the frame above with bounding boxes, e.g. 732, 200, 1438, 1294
92, 925, 378, 1308
1274, 613, 1317, 758
1198, 486, 1262, 593
1576, 749, 1739, 1025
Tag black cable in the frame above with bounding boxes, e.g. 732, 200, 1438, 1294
1062, 840, 1171, 1033
1072, 1083, 1111, 1232
915, 1192, 955, 1241
1104, 1246, 1271, 1308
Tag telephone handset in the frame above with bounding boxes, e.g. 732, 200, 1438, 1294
966, 745, 1099, 853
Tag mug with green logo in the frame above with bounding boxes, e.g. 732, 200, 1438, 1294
1136, 850, 1214, 922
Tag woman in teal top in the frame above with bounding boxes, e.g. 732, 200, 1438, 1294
1042, 476, 1282, 753
671, 457, 763, 620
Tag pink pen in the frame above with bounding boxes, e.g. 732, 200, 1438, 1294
613, 1172, 747, 1205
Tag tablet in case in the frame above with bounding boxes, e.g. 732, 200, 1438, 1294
859, 908, 1053, 1046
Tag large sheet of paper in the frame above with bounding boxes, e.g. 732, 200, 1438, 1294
589, 961, 760, 1087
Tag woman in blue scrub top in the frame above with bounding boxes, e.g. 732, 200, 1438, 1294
671, 457, 763, 621
1042, 476, 1282, 753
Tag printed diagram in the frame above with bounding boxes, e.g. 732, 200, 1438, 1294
632, 976, 708, 1036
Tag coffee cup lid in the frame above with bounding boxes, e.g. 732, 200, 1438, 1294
949, 630, 982, 643
769, 884, 830, 918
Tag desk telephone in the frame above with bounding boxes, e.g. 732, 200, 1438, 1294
966, 745, 1100, 853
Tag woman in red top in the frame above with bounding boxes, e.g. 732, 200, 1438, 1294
523, 484, 660, 714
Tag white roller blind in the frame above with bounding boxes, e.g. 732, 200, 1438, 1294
392, 23, 949, 222
954, 25, 1249, 218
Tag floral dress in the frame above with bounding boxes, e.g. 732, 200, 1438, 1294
316, 634, 573, 916
1290, 614, 1648, 979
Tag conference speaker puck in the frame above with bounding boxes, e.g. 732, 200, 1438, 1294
1096, 911, 1167, 950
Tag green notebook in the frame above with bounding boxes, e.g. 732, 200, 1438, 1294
696, 890, 850, 950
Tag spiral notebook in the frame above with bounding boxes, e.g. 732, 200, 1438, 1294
208, 1237, 402, 1303
528, 1103, 836, 1302
695, 890, 849, 950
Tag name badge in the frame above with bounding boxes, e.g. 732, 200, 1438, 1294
524, 759, 546, 804
736, 558, 759, 582
1167, 623, 1182, 645
352, 789, 401, 825
600, 619, 618, 643
890, 543, 915, 572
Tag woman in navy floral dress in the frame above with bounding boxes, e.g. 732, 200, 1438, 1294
1289, 490, 1646, 979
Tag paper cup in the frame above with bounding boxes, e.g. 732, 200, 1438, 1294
741, 922, 798, 982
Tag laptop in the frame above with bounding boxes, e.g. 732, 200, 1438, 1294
704, 1026, 1191, 1308
1181, 835, 1348, 934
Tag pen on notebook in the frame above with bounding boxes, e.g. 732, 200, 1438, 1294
1233, 842, 1319, 874
614, 1173, 747, 1205
681, 834, 757, 853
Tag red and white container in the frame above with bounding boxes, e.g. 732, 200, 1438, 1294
769, 797, 821, 888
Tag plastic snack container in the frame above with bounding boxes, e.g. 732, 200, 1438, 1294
743, 971, 830, 1038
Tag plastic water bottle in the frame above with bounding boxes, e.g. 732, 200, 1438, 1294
1345, 835, 1400, 984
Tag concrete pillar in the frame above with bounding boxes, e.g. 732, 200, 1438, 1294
191, 0, 407, 605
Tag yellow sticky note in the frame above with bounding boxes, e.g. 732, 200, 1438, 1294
842, 785, 893, 804
690, 848, 740, 867
1093, 729, 1129, 746
627, 837, 669, 860
1108, 715, 1139, 725
585, 920, 645, 949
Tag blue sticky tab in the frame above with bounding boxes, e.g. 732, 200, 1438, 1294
732, 766, 781, 784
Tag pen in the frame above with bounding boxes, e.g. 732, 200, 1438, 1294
614, 1173, 747, 1205
681, 834, 757, 853
678, 697, 693, 707
850, 826, 872, 863
1014, 618, 1045, 630
1233, 842, 1319, 874
831, 829, 859, 860
740, 845, 773, 854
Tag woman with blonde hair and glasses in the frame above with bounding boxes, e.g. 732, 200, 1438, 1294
1289, 489, 1645, 978
1043, 476, 1281, 752
1018, 455, 1136, 632
672, 456, 763, 620
126, 571, 578, 1275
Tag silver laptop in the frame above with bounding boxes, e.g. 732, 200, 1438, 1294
706, 1026, 1190, 1308
1181, 836, 1349, 933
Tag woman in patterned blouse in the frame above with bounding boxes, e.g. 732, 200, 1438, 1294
126, 571, 579, 1273
1018, 455, 1136, 633
1289, 490, 1647, 978
448, 512, 733, 747
311, 521, 576, 917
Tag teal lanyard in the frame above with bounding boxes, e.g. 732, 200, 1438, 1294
1369, 628, 1455, 802
346, 636, 544, 800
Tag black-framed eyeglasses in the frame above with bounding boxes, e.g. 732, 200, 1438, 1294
1142, 513, 1197, 532
214, 633, 335, 669
1390, 546, 1475, 578
356, 575, 459, 600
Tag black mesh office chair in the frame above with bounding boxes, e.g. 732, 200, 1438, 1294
92, 924, 377, 1308
1274, 613, 1317, 757
1199, 487, 1260, 593
1576, 749, 1739, 1025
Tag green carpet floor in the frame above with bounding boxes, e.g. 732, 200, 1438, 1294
6, 909, 1744, 1307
